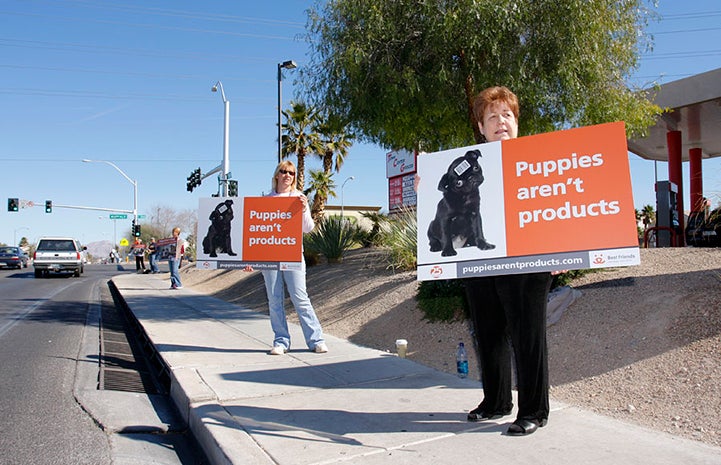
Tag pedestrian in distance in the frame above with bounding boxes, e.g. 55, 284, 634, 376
243, 160, 328, 355
148, 237, 160, 273
168, 227, 183, 289
462, 86, 553, 436
131, 238, 146, 272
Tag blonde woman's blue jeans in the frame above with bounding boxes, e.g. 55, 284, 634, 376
168, 257, 181, 287
262, 266, 325, 351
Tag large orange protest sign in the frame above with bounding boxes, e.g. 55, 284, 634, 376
416, 122, 640, 280
195, 196, 303, 271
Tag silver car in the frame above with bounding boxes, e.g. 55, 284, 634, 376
33, 237, 86, 278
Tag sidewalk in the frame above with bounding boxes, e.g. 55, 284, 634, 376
112, 273, 721, 465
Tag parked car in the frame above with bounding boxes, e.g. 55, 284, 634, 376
0, 246, 29, 269
685, 208, 721, 247
33, 237, 86, 278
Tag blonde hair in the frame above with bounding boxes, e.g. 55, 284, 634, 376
172, 227, 181, 235
271, 160, 298, 193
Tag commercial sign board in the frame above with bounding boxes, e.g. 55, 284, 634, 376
388, 173, 417, 212
386, 149, 417, 178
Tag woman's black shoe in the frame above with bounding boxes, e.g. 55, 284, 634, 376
467, 406, 512, 422
506, 418, 547, 436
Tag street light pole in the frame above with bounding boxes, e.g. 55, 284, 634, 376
14, 226, 29, 246
82, 159, 138, 224
341, 176, 355, 219
277, 60, 297, 164
212, 81, 230, 197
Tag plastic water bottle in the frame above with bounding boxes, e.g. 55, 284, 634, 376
456, 342, 469, 378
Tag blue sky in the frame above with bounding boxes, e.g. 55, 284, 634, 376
1, 1, 721, 246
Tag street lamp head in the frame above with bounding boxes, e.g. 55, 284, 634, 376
280, 60, 297, 70
82, 159, 92, 163
211, 81, 227, 102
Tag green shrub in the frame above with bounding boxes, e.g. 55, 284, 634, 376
381, 206, 417, 271
302, 245, 321, 267
551, 269, 592, 287
304, 216, 360, 263
416, 279, 468, 322
359, 211, 389, 247
416, 270, 593, 322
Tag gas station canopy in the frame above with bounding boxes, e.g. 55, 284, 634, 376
627, 67, 721, 162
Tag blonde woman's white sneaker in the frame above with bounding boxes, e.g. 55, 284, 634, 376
314, 343, 329, 353
269, 346, 286, 355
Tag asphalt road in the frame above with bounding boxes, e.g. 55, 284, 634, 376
0, 264, 203, 465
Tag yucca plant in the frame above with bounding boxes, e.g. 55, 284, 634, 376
304, 216, 359, 263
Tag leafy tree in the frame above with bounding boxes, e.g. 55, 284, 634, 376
139, 204, 198, 256
282, 101, 322, 191
303, 0, 662, 150
304, 169, 337, 223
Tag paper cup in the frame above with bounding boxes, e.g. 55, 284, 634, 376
395, 339, 408, 358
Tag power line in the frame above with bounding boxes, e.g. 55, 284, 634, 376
0, 63, 274, 84
0, 38, 292, 65
14, 0, 307, 28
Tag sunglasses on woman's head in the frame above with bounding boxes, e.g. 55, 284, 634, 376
279, 169, 295, 176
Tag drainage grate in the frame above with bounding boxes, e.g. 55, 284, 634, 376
99, 282, 167, 394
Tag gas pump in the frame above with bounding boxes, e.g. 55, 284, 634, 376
655, 180, 679, 247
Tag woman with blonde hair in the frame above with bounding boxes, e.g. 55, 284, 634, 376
168, 227, 183, 289
245, 160, 328, 355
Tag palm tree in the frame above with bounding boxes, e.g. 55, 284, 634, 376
310, 112, 354, 221
641, 204, 656, 230
281, 101, 321, 192
314, 113, 355, 174
304, 169, 337, 224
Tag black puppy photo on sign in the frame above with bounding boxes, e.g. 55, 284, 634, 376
416, 142, 507, 266
427, 149, 496, 257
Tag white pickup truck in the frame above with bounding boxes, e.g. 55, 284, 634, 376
33, 237, 86, 278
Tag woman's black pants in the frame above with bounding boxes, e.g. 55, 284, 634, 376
465, 272, 552, 421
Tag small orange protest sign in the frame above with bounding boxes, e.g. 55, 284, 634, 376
242, 196, 303, 262
195, 196, 303, 271
416, 122, 640, 280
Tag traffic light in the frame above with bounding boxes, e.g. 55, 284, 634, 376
228, 180, 238, 197
45, 200, 52, 213
131, 220, 141, 237
7, 198, 19, 212
186, 168, 202, 192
